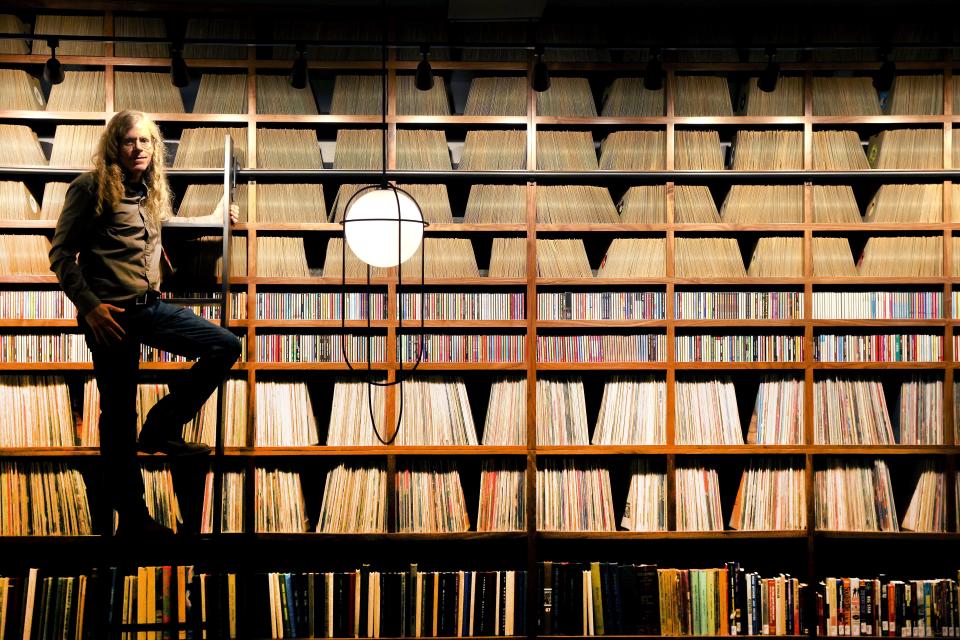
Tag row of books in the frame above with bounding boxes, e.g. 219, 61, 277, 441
4, 457, 955, 536
817, 576, 960, 637
3, 373, 953, 449
536, 334, 666, 363
540, 561, 805, 637
814, 334, 943, 362
674, 334, 803, 362
3, 288, 954, 322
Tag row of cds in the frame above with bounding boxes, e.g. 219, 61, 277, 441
5, 374, 951, 449
4, 456, 953, 536
3, 122, 959, 171
4, 63, 960, 118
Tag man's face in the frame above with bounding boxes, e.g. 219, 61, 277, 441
118, 122, 153, 179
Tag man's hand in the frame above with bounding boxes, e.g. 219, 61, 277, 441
227, 202, 239, 224
84, 303, 125, 347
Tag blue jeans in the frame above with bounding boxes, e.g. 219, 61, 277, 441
78, 299, 242, 522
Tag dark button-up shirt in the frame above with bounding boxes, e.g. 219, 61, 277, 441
49, 171, 162, 316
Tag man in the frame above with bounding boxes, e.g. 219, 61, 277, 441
49, 110, 241, 537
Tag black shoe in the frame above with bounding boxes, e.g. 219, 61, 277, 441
115, 515, 176, 540
138, 432, 211, 456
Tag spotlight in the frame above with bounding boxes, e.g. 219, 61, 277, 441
415, 45, 434, 91
643, 48, 663, 91
290, 43, 308, 89
43, 38, 64, 85
873, 50, 895, 92
532, 47, 550, 93
169, 47, 190, 88
757, 47, 780, 93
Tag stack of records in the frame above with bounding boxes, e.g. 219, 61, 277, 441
257, 128, 322, 169
731, 130, 803, 170
898, 375, 943, 445
592, 376, 665, 444
458, 130, 526, 170
597, 238, 665, 277
748, 376, 804, 444
463, 77, 527, 116
139, 466, 182, 533
458, 23, 527, 62
114, 72, 184, 113
395, 460, 470, 532
255, 381, 318, 446
328, 183, 374, 222
729, 459, 806, 530
326, 377, 386, 446
399, 238, 480, 279
536, 185, 618, 223
901, 460, 946, 532
193, 74, 247, 114
395, 184, 453, 223
814, 459, 898, 531
536, 376, 589, 445
330, 75, 382, 115
868, 129, 942, 169
184, 18, 251, 59
314, 21, 380, 61
177, 183, 250, 222
814, 377, 893, 444
674, 238, 746, 277
396, 130, 451, 170
812, 130, 870, 170
114, 16, 168, 58
0, 15, 28, 54
536, 77, 597, 117
0, 70, 44, 110
317, 463, 387, 533
0, 182, 41, 220
395, 377, 478, 446
256, 75, 318, 115
598, 131, 665, 170
537, 239, 592, 277
747, 237, 803, 277
675, 377, 743, 445
886, 75, 943, 115
675, 186, 721, 223
813, 185, 863, 223
721, 185, 803, 223
742, 76, 803, 116
618, 186, 665, 223
537, 131, 598, 170
0, 235, 52, 275
477, 460, 526, 532
601, 77, 664, 116
537, 459, 615, 531
675, 130, 724, 170
49, 125, 103, 168
201, 470, 245, 533
256, 237, 311, 277
32, 15, 104, 56
396, 75, 450, 115
251, 184, 327, 223
175, 236, 247, 278
481, 376, 526, 445
174, 127, 248, 168
812, 237, 858, 276
334, 130, 382, 169
0, 462, 92, 535
858, 236, 942, 276
0, 375, 75, 447
812, 77, 882, 115
464, 184, 527, 223
675, 462, 723, 531
675, 76, 733, 116
487, 237, 527, 278
255, 467, 309, 532
863, 184, 942, 223
0, 125, 46, 165
620, 459, 667, 531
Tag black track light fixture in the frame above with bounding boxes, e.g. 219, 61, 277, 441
169, 46, 190, 88
43, 38, 64, 85
757, 47, 780, 93
532, 47, 550, 93
414, 45, 434, 91
643, 48, 663, 91
873, 48, 896, 92
290, 43, 308, 89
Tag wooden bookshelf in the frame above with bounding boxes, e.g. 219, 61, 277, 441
1, 8, 959, 637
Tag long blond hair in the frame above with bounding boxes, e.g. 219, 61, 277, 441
92, 110, 173, 222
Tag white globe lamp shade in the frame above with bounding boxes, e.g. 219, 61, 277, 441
344, 188, 424, 268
